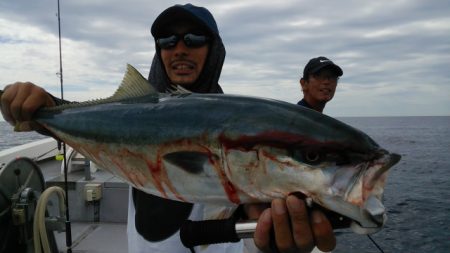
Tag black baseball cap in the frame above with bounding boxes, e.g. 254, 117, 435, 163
302, 56, 343, 78
151, 4, 219, 38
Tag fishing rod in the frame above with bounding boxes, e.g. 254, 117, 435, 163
56, 0, 73, 252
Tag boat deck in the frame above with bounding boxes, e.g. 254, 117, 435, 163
42, 158, 130, 253
54, 222, 128, 253
1, 139, 130, 252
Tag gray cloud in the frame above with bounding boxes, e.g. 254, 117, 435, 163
0, 0, 449, 117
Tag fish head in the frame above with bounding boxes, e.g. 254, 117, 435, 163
226, 141, 400, 234
315, 149, 401, 234
222, 105, 401, 234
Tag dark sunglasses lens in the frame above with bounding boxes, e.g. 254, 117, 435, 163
157, 34, 209, 49
183, 34, 209, 47
157, 35, 179, 49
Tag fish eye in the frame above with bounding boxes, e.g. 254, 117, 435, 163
292, 148, 352, 166
305, 150, 321, 163
292, 149, 323, 165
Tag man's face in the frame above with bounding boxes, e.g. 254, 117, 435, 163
159, 23, 209, 87
302, 67, 339, 103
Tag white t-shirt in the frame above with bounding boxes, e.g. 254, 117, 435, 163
127, 188, 261, 253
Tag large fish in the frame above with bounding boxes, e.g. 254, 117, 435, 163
0, 65, 400, 234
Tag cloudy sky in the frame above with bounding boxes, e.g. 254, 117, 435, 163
1, 0, 449, 119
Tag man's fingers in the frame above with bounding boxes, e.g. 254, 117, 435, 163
286, 195, 314, 252
0, 99, 13, 125
2, 83, 55, 129
9, 83, 36, 122
253, 198, 337, 253
1, 84, 18, 125
311, 210, 336, 252
254, 208, 273, 252
21, 93, 48, 121
271, 199, 295, 252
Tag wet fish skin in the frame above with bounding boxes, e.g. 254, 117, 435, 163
9, 65, 400, 234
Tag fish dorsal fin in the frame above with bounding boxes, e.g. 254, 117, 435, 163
40, 64, 158, 112
110, 64, 157, 100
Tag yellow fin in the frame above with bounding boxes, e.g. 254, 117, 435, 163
109, 64, 157, 100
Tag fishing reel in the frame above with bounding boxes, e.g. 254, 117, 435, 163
0, 157, 59, 253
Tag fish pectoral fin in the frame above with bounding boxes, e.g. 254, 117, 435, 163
163, 151, 212, 174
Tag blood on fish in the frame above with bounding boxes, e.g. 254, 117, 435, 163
208, 150, 241, 204
216, 166, 240, 204
110, 156, 144, 187
165, 138, 241, 203
260, 149, 296, 169
145, 153, 186, 201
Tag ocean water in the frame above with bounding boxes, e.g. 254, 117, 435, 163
334, 116, 450, 253
0, 121, 47, 151
0, 116, 449, 252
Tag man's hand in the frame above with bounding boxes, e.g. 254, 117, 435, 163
1, 82, 55, 131
245, 195, 336, 253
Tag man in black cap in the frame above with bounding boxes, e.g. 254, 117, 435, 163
298, 56, 343, 113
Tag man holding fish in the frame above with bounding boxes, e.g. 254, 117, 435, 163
1, 4, 399, 253
1, 4, 335, 252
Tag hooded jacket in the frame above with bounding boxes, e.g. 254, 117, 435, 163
148, 4, 225, 94
132, 4, 226, 242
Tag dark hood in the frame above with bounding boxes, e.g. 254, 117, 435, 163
148, 4, 225, 94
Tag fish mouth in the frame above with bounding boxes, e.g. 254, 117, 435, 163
384, 153, 401, 168
363, 152, 400, 191
349, 152, 401, 234
312, 151, 400, 234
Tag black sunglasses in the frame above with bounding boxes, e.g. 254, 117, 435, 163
156, 33, 210, 49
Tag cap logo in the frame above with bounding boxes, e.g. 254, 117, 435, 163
319, 59, 331, 63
